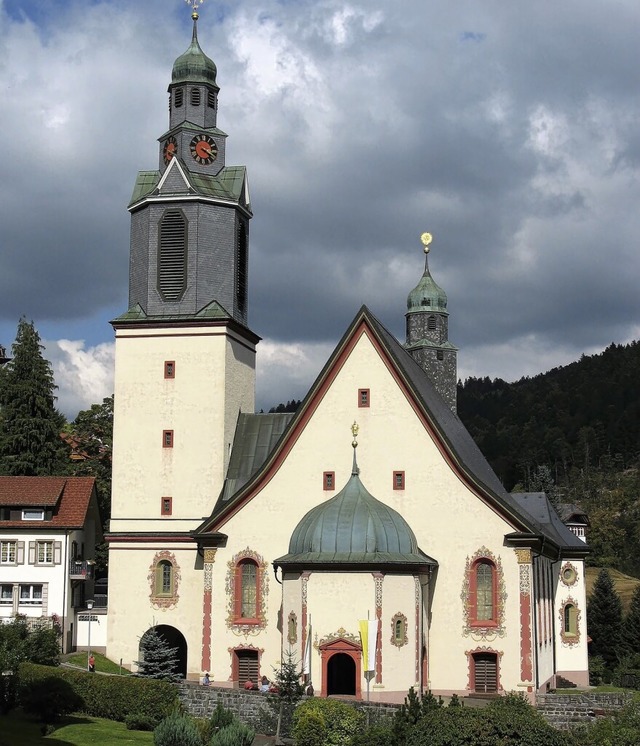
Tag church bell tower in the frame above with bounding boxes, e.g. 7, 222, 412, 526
109, 7, 258, 539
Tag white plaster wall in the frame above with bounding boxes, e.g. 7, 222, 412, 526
554, 559, 589, 685
111, 324, 255, 533
534, 556, 556, 689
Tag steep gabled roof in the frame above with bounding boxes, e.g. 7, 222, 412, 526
195, 306, 585, 555
0, 476, 98, 530
510, 493, 587, 555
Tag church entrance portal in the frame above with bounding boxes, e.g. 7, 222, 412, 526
139, 625, 187, 679
327, 653, 356, 696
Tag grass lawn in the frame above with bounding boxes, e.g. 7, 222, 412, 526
586, 566, 640, 611
0, 711, 153, 745
62, 651, 131, 676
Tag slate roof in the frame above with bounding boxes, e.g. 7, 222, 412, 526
112, 300, 235, 326
511, 493, 587, 552
196, 306, 588, 557
557, 502, 590, 526
0, 477, 97, 529
129, 164, 248, 207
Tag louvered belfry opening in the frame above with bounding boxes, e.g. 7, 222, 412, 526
236, 219, 248, 316
158, 210, 187, 301
473, 652, 498, 693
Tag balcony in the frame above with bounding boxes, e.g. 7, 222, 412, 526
69, 560, 95, 580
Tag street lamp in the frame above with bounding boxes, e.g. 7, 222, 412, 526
86, 599, 94, 672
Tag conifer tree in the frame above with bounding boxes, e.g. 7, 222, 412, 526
622, 585, 640, 657
0, 318, 67, 475
135, 627, 181, 681
587, 568, 623, 669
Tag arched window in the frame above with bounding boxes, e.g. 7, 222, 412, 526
462, 548, 505, 636
157, 560, 174, 596
563, 603, 577, 636
473, 560, 496, 624
390, 612, 408, 647
235, 559, 259, 622
174, 88, 183, 108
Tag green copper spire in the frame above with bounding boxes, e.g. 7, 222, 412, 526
406, 234, 448, 315
172, 11, 217, 85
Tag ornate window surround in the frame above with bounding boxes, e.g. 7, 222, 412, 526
287, 611, 298, 645
390, 612, 408, 648
560, 562, 579, 587
559, 597, 581, 646
225, 548, 269, 635
465, 646, 503, 693
461, 547, 507, 640
148, 550, 180, 609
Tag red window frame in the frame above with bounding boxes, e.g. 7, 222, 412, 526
164, 360, 175, 379
323, 471, 335, 491
161, 497, 172, 516
162, 430, 174, 448
234, 558, 261, 625
393, 471, 405, 490
358, 388, 370, 408
469, 559, 498, 627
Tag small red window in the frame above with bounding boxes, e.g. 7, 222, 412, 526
393, 471, 405, 490
163, 430, 174, 448
164, 361, 175, 379
358, 388, 370, 408
161, 497, 173, 515
323, 472, 335, 491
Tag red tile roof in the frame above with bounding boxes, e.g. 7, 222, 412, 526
0, 476, 97, 529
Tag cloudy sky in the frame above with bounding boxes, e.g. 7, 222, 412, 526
1, 0, 638, 419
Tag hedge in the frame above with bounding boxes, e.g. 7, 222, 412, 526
18, 662, 178, 723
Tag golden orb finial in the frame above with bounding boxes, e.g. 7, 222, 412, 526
185, 0, 206, 16
420, 232, 433, 254
351, 421, 359, 449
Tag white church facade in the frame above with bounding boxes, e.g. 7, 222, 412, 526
106, 11, 589, 702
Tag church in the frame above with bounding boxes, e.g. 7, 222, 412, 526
105, 10, 589, 702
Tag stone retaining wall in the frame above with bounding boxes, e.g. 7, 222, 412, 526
536, 692, 633, 729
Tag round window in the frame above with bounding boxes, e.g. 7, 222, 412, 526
561, 564, 577, 586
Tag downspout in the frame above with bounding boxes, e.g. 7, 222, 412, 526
61, 530, 69, 654
531, 536, 546, 692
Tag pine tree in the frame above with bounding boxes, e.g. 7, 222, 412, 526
622, 585, 640, 657
135, 627, 181, 681
587, 568, 623, 669
0, 318, 68, 475
267, 648, 304, 745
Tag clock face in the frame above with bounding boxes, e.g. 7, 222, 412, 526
190, 134, 218, 165
163, 136, 177, 164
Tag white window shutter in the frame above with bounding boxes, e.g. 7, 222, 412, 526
17, 541, 25, 564
54, 541, 62, 565
28, 541, 36, 564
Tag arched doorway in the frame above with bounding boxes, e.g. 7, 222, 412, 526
327, 652, 356, 695
139, 625, 187, 679
319, 636, 362, 698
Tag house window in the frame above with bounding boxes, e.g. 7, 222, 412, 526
163, 430, 174, 448
156, 560, 174, 596
37, 541, 54, 564
0, 541, 16, 564
323, 472, 335, 491
175, 88, 183, 107
393, 471, 405, 490
161, 497, 173, 516
191, 87, 201, 106
358, 388, 370, 408
164, 361, 175, 379
473, 560, 496, 623
22, 510, 44, 521
0, 584, 12, 604
19, 584, 43, 605
237, 559, 258, 620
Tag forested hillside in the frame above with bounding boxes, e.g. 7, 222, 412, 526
457, 340, 640, 576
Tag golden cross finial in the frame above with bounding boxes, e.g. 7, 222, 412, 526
420, 232, 433, 255
351, 421, 359, 448
185, 0, 206, 19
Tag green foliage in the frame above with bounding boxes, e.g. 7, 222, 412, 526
136, 626, 182, 681
292, 698, 364, 746
589, 656, 608, 686
393, 687, 443, 743
210, 701, 236, 730
18, 662, 178, 722
153, 712, 202, 746
0, 317, 69, 475
20, 675, 83, 723
210, 719, 255, 746
575, 697, 640, 746
350, 723, 396, 746
588, 568, 624, 669
266, 648, 305, 740
623, 585, 640, 655
126, 713, 158, 731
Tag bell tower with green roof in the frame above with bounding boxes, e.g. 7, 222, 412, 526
405, 233, 458, 412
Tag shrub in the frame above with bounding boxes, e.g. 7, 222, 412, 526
292, 698, 364, 746
210, 720, 255, 746
210, 701, 235, 730
350, 723, 396, 746
20, 675, 83, 723
125, 712, 158, 731
153, 712, 202, 746
575, 697, 640, 746
18, 662, 177, 722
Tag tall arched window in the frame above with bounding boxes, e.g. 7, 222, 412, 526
157, 560, 174, 596
563, 603, 577, 636
472, 560, 496, 624
148, 551, 181, 609
235, 559, 259, 622
462, 548, 505, 636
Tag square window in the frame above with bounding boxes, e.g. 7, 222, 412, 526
161, 497, 173, 516
0, 584, 13, 604
37, 541, 54, 564
163, 430, 174, 448
393, 471, 405, 490
19, 584, 43, 605
164, 360, 175, 379
358, 388, 370, 408
323, 472, 335, 491
0, 541, 16, 564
